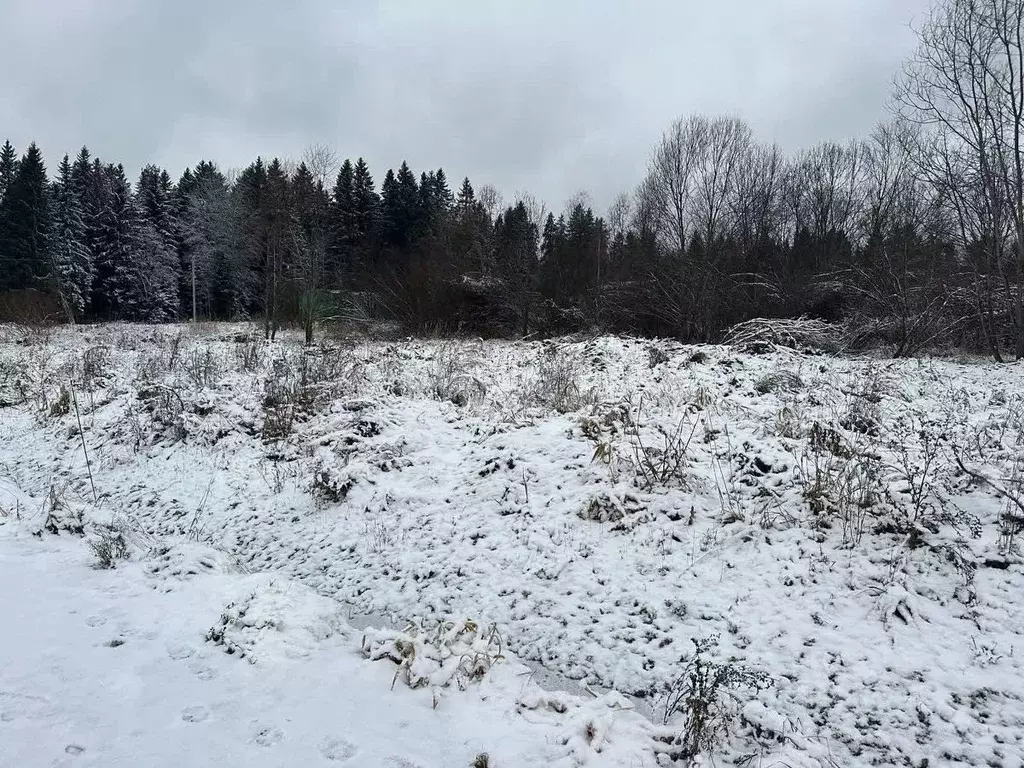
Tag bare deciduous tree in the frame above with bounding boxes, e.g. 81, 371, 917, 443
861, 121, 917, 243
563, 189, 593, 215
477, 184, 504, 222
644, 114, 753, 255
896, 0, 1024, 359
788, 140, 866, 254
690, 116, 752, 250
730, 142, 787, 257
646, 115, 703, 253
607, 191, 632, 237
302, 143, 340, 190
514, 191, 548, 249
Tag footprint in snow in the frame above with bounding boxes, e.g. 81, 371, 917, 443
0, 691, 55, 722
253, 724, 284, 747
383, 757, 426, 768
166, 643, 195, 661
185, 659, 217, 681
181, 705, 209, 723
318, 737, 357, 761
49, 744, 86, 765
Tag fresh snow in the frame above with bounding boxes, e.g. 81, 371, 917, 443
1, 323, 1024, 766
0, 527, 655, 767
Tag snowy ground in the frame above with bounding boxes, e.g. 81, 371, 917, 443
0, 514, 658, 768
2, 322, 1024, 766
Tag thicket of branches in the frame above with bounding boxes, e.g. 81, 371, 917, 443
1, 0, 1023, 358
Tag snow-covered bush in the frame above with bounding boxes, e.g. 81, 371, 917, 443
311, 458, 355, 505
629, 398, 701, 490
88, 523, 129, 569
182, 344, 221, 389
530, 346, 595, 414
137, 384, 187, 441
429, 342, 486, 407
361, 618, 505, 695
234, 334, 265, 373
40, 485, 84, 536
798, 421, 883, 545
80, 345, 111, 390
724, 316, 846, 353
48, 384, 70, 416
0, 358, 29, 407
754, 370, 803, 395
657, 636, 772, 760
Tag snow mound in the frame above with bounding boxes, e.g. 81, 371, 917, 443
145, 541, 237, 581
205, 577, 348, 663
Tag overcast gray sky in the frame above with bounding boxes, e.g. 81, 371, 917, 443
1, 0, 933, 210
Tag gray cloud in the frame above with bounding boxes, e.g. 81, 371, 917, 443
0, 0, 933, 211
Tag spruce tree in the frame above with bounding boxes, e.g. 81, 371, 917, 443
174, 161, 241, 319
380, 168, 399, 249
70, 149, 100, 278
0, 143, 51, 291
0, 140, 17, 283
292, 162, 330, 342
351, 158, 379, 241
493, 202, 538, 335
48, 155, 93, 319
349, 158, 380, 282
262, 158, 292, 338
418, 171, 437, 241
329, 159, 356, 279
456, 177, 475, 216
136, 165, 182, 321
233, 158, 268, 317
451, 177, 492, 273
381, 162, 419, 249
92, 164, 145, 320
332, 159, 355, 219
173, 167, 197, 316
417, 169, 453, 241
0, 140, 17, 203
433, 168, 453, 212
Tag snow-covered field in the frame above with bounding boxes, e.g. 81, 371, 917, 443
1, 323, 1023, 767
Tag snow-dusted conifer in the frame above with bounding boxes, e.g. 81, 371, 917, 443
48, 155, 93, 318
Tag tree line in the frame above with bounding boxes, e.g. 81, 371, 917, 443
1, 0, 1023, 358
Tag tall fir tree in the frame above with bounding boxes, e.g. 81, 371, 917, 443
262, 158, 292, 338
451, 176, 492, 273
433, 168, 453, 212
416, 168, 454, 241
351, 158, 379, 242
70, 148, 99, 275
292, 162, 330, 342
91, 164, 146, 320
136, 165, 182, 321
349, 158, 380, 283
48, 155, 93, 319
0, 143, 51, 291
233, 157, 268, 317
381, 162, 420, 249
0, 140, 17, 283
379, 168, 398, 250
456, 177, 475, 216
493, 202, 538, 335
0, 140, 17, 203
418, 171, 436, 241
176, 161, 238, 319
329, 158, 356, 280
